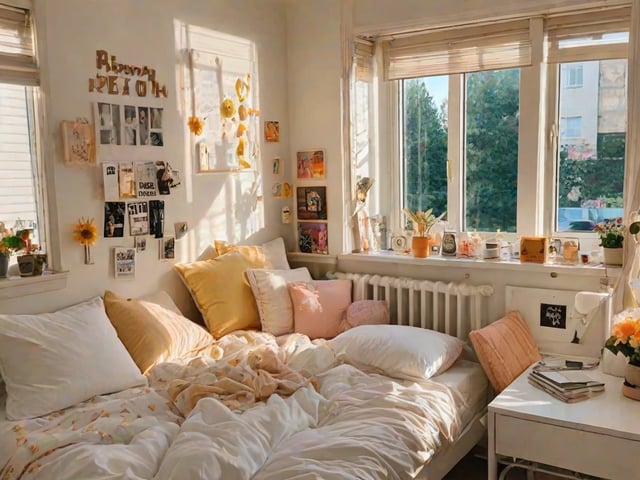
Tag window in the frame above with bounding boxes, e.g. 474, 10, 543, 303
354, 5, 630, 243
565, 64, 583, 87
556, 61, 626, 232
0, 3, 46, 259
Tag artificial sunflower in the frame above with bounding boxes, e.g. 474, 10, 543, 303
73, 217, 98, 246
188, 116, 204, 135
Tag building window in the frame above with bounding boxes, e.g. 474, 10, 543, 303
561, 116, 583, 139
565, 64, 583, 88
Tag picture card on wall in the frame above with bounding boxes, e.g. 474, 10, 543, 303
135, 236, 147, 252
96, 102, 122, 146
297, 186, 327, 220
127, 201, 149, 236
118, 162, 136, 199
298, 222, 328, 255
104, 202, 125, 238
160, 236, 175, 260
149, 200, 165, 238
102, 162, 119, 201
135, 161, 158, 197
114, 246, 136, 279
296, 150, 325, 179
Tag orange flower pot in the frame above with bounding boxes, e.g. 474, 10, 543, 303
411, 236, 430, 258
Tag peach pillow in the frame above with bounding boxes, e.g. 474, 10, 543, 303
174, 252, 265, 338
340, 300, 389, 333
469, 310, 541, 393
103, 290, 214, 374
288, 280, 352, 339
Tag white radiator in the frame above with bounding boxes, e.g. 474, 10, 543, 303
327, 272, 494, 340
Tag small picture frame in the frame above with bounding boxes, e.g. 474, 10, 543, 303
296, 150, 325, 179
160, 236, 175, 260
114, 246, 136, 279
296, 186, 327, 220
264, 121, 280, 142
135, 236, 147, 252
298, 222, 328, 254
61, 119, 96, 166
272, 157, 282, 176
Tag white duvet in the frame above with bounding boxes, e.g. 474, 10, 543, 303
0, 332, 465, 480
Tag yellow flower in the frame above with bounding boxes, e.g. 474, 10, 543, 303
188, 116, 204, 135
73, 217, 98, 246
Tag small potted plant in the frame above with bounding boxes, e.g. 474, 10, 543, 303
402, 207, 443, 258
595, 218, 624, 266
604, 313, 640, 399
0, 222, 25, 278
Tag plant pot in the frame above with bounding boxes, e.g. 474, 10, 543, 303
17, 254, 35, 277
622, 363, 640, 401
603, 247, 623, 266
411, 236, 430, 258
0, 255, 8, 278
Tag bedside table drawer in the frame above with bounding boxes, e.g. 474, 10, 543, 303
496, 414, 639, 480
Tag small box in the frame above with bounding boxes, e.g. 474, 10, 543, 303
520, 236, 548, 263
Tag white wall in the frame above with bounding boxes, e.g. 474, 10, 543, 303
0, 0, 290, 317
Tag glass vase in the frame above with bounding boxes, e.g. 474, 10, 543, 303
83, 244, 93, 265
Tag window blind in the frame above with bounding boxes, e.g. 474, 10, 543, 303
354, 37, 374, 82
545, 7, 631, 63
0, 2, 37, 86
382, 18, 532, 80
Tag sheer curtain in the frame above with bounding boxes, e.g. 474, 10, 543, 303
613, 0, 640, 313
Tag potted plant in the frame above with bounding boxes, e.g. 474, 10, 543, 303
595, 218, 624, 266
0, 222, 25, 278
605, 313, 640, 399
403, 207, 443, 258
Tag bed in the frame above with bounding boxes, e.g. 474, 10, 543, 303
0, 240, 494, 480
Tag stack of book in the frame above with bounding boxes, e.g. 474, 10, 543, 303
528, 369, 605, 403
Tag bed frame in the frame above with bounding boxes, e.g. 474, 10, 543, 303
327, 271, 494, 480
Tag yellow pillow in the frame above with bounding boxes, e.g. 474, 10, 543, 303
214, 240, 270, 266
174, 252, 265, 338
214, 237, 290, 270
103, 290, 214, 374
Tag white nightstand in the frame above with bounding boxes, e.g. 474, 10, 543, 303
488, 363, 640, 480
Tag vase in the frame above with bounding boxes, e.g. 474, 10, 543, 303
17, 254, 35, 277
622, 363, 640, 401
411, 236, 430, 258
0, 255, 8, 278
602, 247, 623, 266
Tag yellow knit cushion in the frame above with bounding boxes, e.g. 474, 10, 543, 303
103, 290, 214, 374
174, 252, 265, 338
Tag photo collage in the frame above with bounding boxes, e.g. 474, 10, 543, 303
97, 102, 164, 147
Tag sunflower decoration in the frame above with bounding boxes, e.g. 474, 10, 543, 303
188, 116, 204, 136
73, 217, 97, 264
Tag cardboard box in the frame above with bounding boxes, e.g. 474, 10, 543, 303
520, 236, 548, 263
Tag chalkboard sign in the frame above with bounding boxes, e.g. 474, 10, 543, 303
540, 303, 566, 329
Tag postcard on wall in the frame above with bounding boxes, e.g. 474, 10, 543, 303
265, 121, 280, 142
104, 202, 126, 238
127, 201, 149, 236
118, 162, 136, 199
135, 161, 158, 197
123, 105, 137, 146
135, 236, 147, 252
150, 107, 164, 147
96, 102, 122, 146
61, 119, 96, 166
160, 236, 175, 260
297, 186, 327, 220
296, 150, 325, 179
114, 246, 136, 279
298, 222, 328, 255
149, 200, 165, 238
102, 162, 119, 201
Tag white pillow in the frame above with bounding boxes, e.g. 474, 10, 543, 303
329, 324, 465, 381
0, 296, 147, 420
261, 237, 290, 270
245, 267, 312, 336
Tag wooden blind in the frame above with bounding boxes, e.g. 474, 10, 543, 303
0, 2, 37, 86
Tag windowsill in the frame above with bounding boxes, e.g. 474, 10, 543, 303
0, 270, 69, 300
337, 251, 620, 277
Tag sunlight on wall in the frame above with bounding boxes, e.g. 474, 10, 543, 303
174, 20, 264, 261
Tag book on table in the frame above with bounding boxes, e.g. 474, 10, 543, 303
528, 369, 604, 403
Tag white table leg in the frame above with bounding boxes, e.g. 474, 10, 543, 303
488, 410, 498, 480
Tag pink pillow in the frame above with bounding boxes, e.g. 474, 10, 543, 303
469, 310, 541, 393
287, 280, 352, 339
340, 300, 389, 333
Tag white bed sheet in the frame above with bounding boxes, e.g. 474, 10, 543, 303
0, 333, 489, 479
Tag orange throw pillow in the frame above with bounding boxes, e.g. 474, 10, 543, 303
469, 311, 541, 393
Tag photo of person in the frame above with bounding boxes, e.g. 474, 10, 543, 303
110, 104, 121, 145
138, 107, 150, 145
151, 108, 163, 129
104, 201, 125, 238
98, 102, 111, 127
161, 236, 175, 260
124, 105, 137, 146
150, 131, 163, 146
265, 121, 279, 142
297, 154, 312, 179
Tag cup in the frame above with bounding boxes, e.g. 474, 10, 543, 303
562, 238, 579, 265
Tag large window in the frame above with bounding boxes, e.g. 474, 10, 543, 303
0, 3, 46, 260
360, 6, 630, 241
